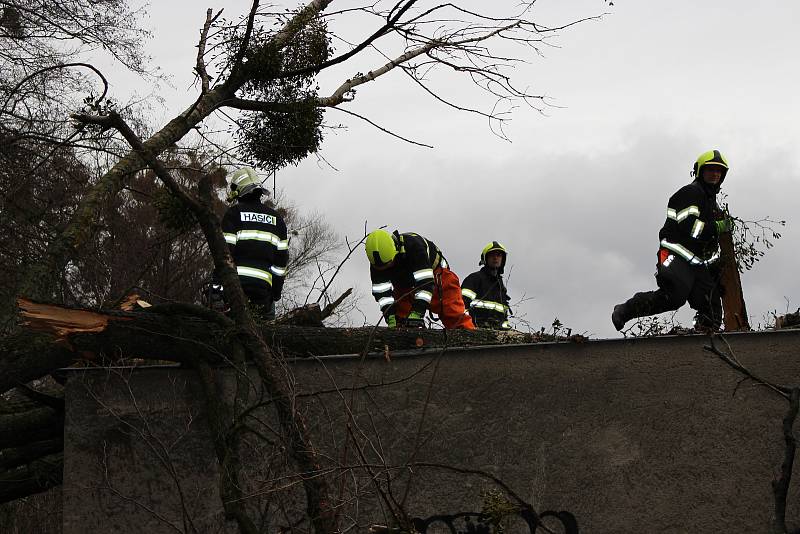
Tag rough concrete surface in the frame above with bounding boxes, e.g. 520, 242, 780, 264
63, 330, 800, 533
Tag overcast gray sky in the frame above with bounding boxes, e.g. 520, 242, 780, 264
116, 1, 800, 337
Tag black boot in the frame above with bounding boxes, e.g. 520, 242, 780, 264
611, 303, 628, 331
613, 290, 675, 332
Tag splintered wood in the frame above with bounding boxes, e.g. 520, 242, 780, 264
718, 230, 750, 331
16, 298, 119, 342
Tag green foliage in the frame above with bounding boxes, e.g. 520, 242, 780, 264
537, 317, 574, 339
237, 16, 332, 170
242, 41, 283, 84
239, 98, 324, 169
152, 186, 196, 232
0, 7, 23, 37
731, 215, 785, 273
717, 198, 785, 273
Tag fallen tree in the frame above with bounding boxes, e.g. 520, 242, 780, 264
1, 2, 606, 530
0, 297, 558, 505
18, 299, 550, 361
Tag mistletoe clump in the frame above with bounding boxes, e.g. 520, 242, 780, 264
236, 16, 331, 170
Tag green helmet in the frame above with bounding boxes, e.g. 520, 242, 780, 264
228, 167, 263, 201
480, 241, 507, 269
692, 150, 729, 181
365, 229, 399, 267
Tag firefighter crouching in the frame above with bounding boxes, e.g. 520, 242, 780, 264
365, 229, 475, 330
461, 241, 512, 330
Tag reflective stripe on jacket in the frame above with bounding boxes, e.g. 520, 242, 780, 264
461, 266, 511, 329
221, 199, 289, 296
658, 180, 721, 264
370, 232, 444, 317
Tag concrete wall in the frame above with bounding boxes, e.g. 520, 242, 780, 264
63, 330, 800, 533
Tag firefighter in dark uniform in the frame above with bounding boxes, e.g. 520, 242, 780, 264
461, 242, 512, 330
365, 229, 475, 329
221, 167, 288, 319
612, 150, 733, 332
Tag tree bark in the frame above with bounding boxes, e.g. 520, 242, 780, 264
718, 230, 750, 331
0, 439, 63, 472
16, 299, 545, 362
0, 407, 63, 449
0, 453, 63, 503
0, 330, 75, 397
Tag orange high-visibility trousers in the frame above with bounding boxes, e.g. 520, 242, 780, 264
394, 267, 476, 330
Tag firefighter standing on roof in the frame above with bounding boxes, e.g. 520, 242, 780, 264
365, 229, 475, 330
221, 167, 288, 320
611, 150, 734, 332
461, 242, 512, 330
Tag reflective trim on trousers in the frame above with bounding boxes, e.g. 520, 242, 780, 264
237, 266, 273, 284
470, 299, 508, 313
378, 296, 395, 309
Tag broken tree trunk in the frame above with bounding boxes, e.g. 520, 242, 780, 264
0, 453, 63, 503
0, 407, 63, 449
16, 299, 548, 363
0, 331, 75, 397
775, 310, 800, 330
0, 401, 64, 503
718, 230, 750, 331
1, 298, 553, 503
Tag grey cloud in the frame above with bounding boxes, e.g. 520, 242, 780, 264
285, 123, 799, 337
119, 1, 800, 337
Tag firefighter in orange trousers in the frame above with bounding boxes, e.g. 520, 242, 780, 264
365, 229, 475, 329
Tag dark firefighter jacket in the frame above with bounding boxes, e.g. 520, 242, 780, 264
461, 266, 511, 329
658, 180, 722, 265
222, 199, 289, 298
370, 232, 444, 317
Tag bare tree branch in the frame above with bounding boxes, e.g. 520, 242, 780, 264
195, 9, 224, 94
327, 105, 434, 148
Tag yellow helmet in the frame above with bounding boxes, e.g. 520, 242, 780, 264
692, 150, 729, 181
227, 167, 262, 201
480, 241, 507, 268
365, 229, 399, 267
